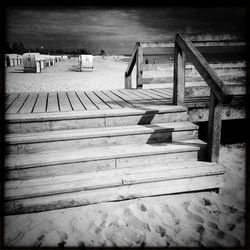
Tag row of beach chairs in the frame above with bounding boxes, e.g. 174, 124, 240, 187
5, 53, 69, 73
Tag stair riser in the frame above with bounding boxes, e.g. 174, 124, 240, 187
5, 175, 224, 215
6, 151, 198, 180
7, 112, 187, 133
7, 130, 198, 155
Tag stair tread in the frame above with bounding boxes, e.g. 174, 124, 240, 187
5, 161, 224, 200
6, 121, 198, 144
6, 139, 205, 169
6, 105, 187, 122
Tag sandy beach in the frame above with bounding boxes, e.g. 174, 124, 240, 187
5, 56, 137, 92
4, 143, 246, 248
4, 58, 246, 247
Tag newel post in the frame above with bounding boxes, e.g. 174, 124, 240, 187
125, 72, 132, 89
207, 91, 223, 162
173, 42, 185, 105
136, 45, 143, 89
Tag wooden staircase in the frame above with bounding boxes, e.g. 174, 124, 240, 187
5, 104, 225, 215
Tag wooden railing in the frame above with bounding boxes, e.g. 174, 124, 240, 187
174, 33, 233, 163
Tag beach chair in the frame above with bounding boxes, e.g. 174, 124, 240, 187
23, 53, 41, 73
79, 55, 94, 72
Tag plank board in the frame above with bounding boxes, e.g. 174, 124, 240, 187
18, 93, 38, 114
6, 93, 29, 114
58, 92, 72, 112
67, 91, 85, 111
125, 89, 153, 100
76, 91, 98, 110
118, 89, 145, 101
102, 90, 135, 108
138, 89, 166, 100
33, 93, 48, 113
85, 91, 111, 110
93, 91, 122, 109
47, 92, 59, 113
111, 90, 136, 103
5, 93, 19, 111
153, 88, 173, 97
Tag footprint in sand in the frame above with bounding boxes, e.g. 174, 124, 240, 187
160, 204, 180, 225
183, 201, 205, 224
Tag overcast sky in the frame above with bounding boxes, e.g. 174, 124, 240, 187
6, 6, 246, 54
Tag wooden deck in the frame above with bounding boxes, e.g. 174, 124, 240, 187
5, 89, 174, 114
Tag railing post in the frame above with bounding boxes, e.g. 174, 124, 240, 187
136, 44, 143, 89
207, 90, 223, 162
173, 42, 185, 105
125, 73, 132, 89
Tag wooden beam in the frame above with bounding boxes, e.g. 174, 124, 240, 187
136, 45, 143, 89
140, 42, 174, 48
173, 42, 185, 105
207, 91, 223, 162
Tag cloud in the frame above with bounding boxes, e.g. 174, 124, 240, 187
6, 6, 246, 54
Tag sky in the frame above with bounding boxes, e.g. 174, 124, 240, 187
6, 6, 247, 55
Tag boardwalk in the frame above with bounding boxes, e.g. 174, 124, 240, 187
5, 89, 174, 114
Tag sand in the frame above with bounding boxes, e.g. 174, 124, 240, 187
4, 143, 246, 247
5, 56, 137, 92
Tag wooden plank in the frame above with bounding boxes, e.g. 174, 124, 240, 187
84, 91, 110, 110
5, 93, 19, 111
129, 89, 161, 100
140, 42, 174, 48
141, 64, 170, 71
5, 175, 224, 214
136, 89, 165, 100
47, 92, 59, 113
176, 34, 232, 103
102, 90, 135, 108
93, 91, 122, 109
67, 91, 85, 111
33, 93, 47, 113
111, 89, 136, 103
151, 89, 173, 98
145, 89, 169, 98
119, 89, 147, 101
141, 77, 173, 85
5, 162, 223, 200
58, 92, 72, 112
76, 91, 98, 110
5, 141, 199, 170
6, 93, 29, 114
18, 93, 38, 114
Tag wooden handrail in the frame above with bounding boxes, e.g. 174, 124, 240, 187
125, 43, 139, 89
174, 33, 233, 163
175, 34, 232, 103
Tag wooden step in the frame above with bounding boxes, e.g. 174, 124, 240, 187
6, 121, 198, 154
5, 139, 206, 180
4, 161, 225, 214
6, 105, 188, 133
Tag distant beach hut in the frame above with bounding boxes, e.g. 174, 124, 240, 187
79, 55, 94, 72
62, 55, 68, 61
50, 56, 55, 66
7, 54, 18, 66
23, 53, 41, 73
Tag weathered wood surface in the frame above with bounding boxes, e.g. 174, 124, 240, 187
5, 161, 224, 214
5, 161, 224, 200
136, 45, 143, 88
5, 139, 202, 170
173, 42, 185, 105
6, 121, 198, 154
